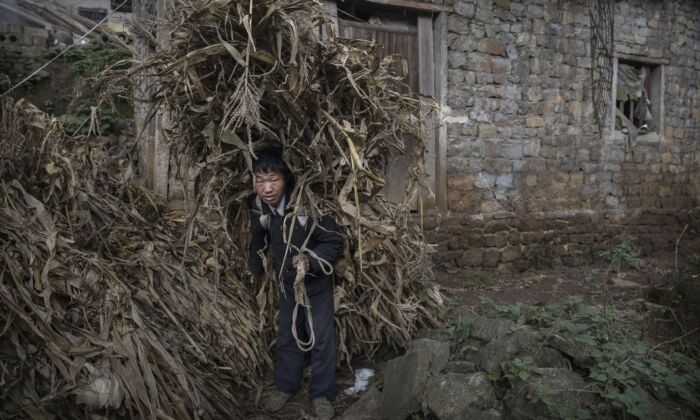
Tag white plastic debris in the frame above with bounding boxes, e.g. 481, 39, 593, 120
343, 368, 375, 396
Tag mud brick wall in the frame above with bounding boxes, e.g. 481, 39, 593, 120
427, 0, 700, 269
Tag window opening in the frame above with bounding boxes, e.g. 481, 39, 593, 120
615, 61, 657, 134
78, 8, 108, 22
111, 0, 132, 13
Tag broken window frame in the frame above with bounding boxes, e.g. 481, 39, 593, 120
111, 1, 133, 13
611, 55, 665, 138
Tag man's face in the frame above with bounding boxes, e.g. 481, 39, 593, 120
254, 170, 286, 207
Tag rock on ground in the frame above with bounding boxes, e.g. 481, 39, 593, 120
444, 360, 478, 374
504, 368, 598, 420
468, 315, 516, 341
426, 372, 497, 420
408, 338, 451, 373
338, 386, 383, 420
381, 350, 430, 420
471, 328, 540, 372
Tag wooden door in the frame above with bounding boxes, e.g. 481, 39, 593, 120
337, 14, 435, 206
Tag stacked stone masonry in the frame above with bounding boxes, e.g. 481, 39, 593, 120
425, 0, 700, 269
0, 23, 49, 60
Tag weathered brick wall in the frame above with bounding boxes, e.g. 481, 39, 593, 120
428, 0, 700, 270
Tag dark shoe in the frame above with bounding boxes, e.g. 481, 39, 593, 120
311, 397, 334, 420
264, 390, 293, 412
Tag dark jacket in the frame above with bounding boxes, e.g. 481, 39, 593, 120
248, 194, 343, 293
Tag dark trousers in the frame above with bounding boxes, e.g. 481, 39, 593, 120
275, 280, 336, 400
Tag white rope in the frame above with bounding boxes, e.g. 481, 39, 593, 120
291, 261, 315, 352
269, 202, 335, 352
1, 0, 129, 97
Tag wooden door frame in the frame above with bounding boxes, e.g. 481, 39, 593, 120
323, 0, 449, 210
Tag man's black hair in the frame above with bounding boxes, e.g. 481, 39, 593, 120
252, 148, 291, 178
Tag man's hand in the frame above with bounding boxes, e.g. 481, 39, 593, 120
292, 254, 309, 272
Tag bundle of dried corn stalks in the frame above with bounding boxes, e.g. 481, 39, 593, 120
1, 98, 267, 417
0, 0, 442, 417
112, 0, 442, 361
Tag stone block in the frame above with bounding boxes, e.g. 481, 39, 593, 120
484, 233, 508, 248
498, 144, 524, 159
444, 360, 477, 374
467, 53, 493, 72
483, 158, 513, 173
496, 174, 514, 188
475, 172, 496, 189
526, 4, 544, 18
458, 249, 484, 267
484, 220, 510, 233
504, 368, 598, 420
569, 172, 584, 185
426, 373, 497, 419
482, 249, 501, 267
472, 328, 540, 372
523, 141, 540, 157
447, 174, 475, 190
479, 124, 498, 138
568, 101, 583, 119
447, 53, 467, 70
454, 3, 476, 18
339, 386, 383, 420
476, 73, 494, 86
480, 201, 501, 213
451, 34, 476, 52
501, 246, 522, 262
521, 231, 544, 244
549, 335, 593, 365
408, 339, 451, 373
381, 351, 430, 420
468, 315, 516, 342
477, 38, 507, 56
526, 116, 544, 127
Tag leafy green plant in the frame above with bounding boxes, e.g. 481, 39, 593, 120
525, 240, 554, 270
70, 47, 131, 78
61, 103, 119, 136
469, 296, 700, 419
446, 315, 479, 356
598, 237, 642, 271
530, 297, 698, 419
503, 356, 537, 381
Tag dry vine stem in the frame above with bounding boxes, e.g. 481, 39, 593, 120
1, 0, 442, 417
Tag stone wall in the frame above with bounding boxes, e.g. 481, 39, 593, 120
0, 22, 49, 60
427, 0, 700, 269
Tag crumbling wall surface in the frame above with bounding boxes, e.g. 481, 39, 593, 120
430, 0, 700, 269
0, 22, 48, 60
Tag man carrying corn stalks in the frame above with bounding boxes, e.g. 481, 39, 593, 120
249, 149, 343, 419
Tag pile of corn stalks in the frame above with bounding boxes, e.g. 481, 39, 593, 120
0, 0, 442, 417
0, 98, 269, 418
114, 0, 442, 359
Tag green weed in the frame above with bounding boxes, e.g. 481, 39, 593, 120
598, 237, 642, 271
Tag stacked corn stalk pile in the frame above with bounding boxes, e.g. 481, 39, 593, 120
113, 0, 442, 362
0, 0, 442, 417
0, 98, 267, 417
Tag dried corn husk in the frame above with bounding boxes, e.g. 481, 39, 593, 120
0, 0, 442, 417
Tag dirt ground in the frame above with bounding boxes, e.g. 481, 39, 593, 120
243, 244, 700, 419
